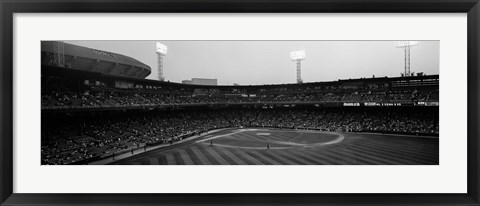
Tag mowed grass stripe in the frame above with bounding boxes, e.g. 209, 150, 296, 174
287, 149, 334, 165
190, 146, 215, 165
230, 149, 264, 165
333, 144, 399, 165
158, 155, 168, 165
196, 146, 222, 165
320, 145, 366, 164
173, 152, 186, 165
238, 150, 266, 165
297, 149, 339, 165
260, 150, 299, 165
318, 147, 381, 165
339, 146, 411, 165
217, 148, 249, 165
210, 147, 239, 165
338, 146, 405, 165
364, 136, 438, 150
185, 147, 208, 165
376, 144, 439, 164
148, 157, 159, 165
360, 138, 438, 158
305, 148, 354, 165
165, 153, 176, 165
352, 142, 437, 164
358, 140, 438, 161
360, 135, 423, 145
244, 151, 279, 165
361, 138, 439, 151
274, 150, 314, 165
178, 150, 195, 165
356, 142, 438, 162
262, 150, 306, 165
200, 146, 230, 165
138, 159, 150, 165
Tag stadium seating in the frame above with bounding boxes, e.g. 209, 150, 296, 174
41, 69, 439, 165
41, 82, 439, 109
41, 108, 438, 165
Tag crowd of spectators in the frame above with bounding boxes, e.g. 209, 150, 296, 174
41, 73, 439, 109
41, 108, 438, 165
41, 87, 439, 109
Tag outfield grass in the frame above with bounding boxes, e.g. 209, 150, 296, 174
112, 128, 439, 165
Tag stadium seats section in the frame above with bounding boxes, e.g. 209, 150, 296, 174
41, 107, 438, 165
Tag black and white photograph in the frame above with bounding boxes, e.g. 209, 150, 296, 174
41, 40, 439, 165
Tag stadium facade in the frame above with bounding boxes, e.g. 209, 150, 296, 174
41, 41, 151, 79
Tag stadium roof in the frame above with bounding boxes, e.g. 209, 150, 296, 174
41, 41, 151, 79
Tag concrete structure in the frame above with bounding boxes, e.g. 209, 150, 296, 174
182, 80, 192, 84
182, 78, 218, 86
41, 41, 151, 79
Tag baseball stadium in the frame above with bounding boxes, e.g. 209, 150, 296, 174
41, 41, 439, 165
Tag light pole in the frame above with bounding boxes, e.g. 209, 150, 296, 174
156, 42, 168, 81
290, 50, 306, 83
395, 41, 419, 77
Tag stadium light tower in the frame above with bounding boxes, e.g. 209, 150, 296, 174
395, 41, 419, 77
52, 41, 65, 68
155, 42, 168, 81
290, 50, 306, 83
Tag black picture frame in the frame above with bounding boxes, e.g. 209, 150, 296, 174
1, 0, 479, 205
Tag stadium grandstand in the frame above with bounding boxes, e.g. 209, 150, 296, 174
41, 42, 439, 165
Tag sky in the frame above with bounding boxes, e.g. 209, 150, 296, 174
65, 41, 439, 85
